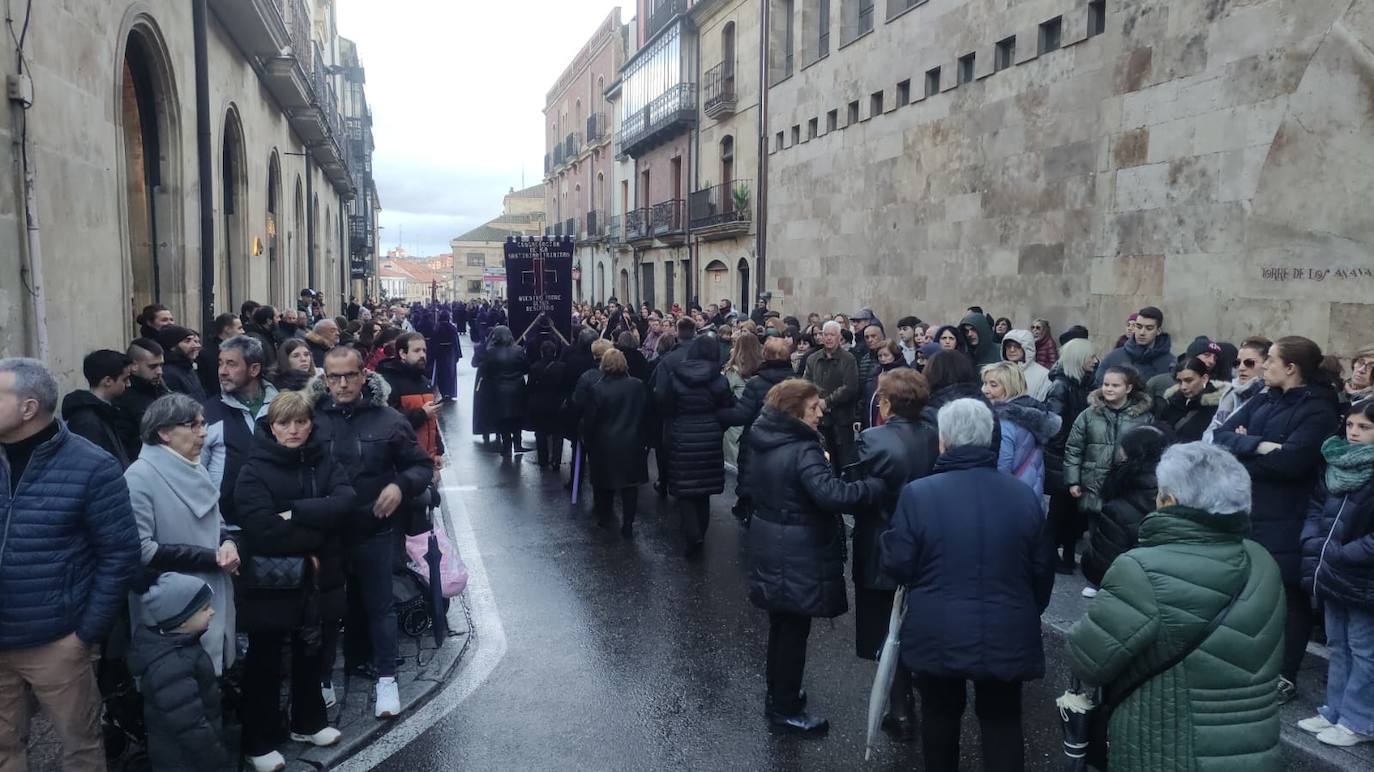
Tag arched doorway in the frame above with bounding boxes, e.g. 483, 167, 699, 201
619, 269, 630, 304
120, 23, 182, 330
738, 257, 751, 310
704, 259, 729, 301
595, 261, 604, 303
312, 192, 320, 292
220, 108, 248, 311
267, 153, 282, 307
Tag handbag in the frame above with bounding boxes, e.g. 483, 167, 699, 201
241, 554, 307, 591
1084, 552, 1253, 769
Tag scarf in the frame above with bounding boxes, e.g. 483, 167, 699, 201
1322, 436, 1374, 494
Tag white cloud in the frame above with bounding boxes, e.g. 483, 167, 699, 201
337, 0, 626, 255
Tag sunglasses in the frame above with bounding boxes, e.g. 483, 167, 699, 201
1239, 358, 1261, 368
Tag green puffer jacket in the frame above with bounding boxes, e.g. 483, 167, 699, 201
1067, 506, 1285, 772
1063, 389, 1154, 513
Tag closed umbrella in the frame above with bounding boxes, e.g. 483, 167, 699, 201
863, 586, 906, 761
570, 441, 583, 505
424, 525, 449, 646
1056, 677, 1094, 771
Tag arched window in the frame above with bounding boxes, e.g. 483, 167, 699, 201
723, 21, 736, 86
267, 153, 282, 306
220, 107, 248, 310
720, 135, 735, 211
293, 177, 306, 293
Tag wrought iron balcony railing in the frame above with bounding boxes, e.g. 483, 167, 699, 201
703, 62, 737, 118
689, 180, 752, 230
650, 199, 685, 236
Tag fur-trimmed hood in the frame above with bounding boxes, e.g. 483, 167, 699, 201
308, 370, 391, 409
1087, 387, 1154, 417
995, 395, 1063, 445
1162, 380, 1230, 407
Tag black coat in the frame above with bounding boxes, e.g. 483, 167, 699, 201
1214, 384, 1340, 584
476, 344, 529, 423
61, 390, 132, 469
196, 345, 221, 397
308, 374, 434, 541
377, 357, 444, 457
660, 338, 739, 498
1302, 477, 1374, 611
526, 356, 568, 434
1154, 382, 1224, 443
114, 376, 169, 461
558, 340, 598, 437
618, 345, 653, 385
127, 626, 230, 772
233, 428, 356, 632
162, 351, 206, 401
853, 415, 939, 590
718, 361, 796, 495
1043, 365, 1092, 493
581, 373, 649, 490
880, 446, 1055, 681
745, 406, 884, 617
1080, 464, 1159, 586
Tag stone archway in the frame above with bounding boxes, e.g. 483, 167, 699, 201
220, 107, 249, 311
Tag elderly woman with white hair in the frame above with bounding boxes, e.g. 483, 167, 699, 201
124, 393, 239, 674
880, 398, 1054, 772
1067, 442, 1285, 771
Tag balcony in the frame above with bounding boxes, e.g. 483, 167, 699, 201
646, 0, 688, 41
263, 0, 312, 110
606, 214, 622, 244
544, 153, 551, 175
349, 214, 372, 255
703, 62, 737, 119
618, 82, 697, 158
651, 199, 686, 241
209, 0, 291, 59
553, 222, 563, 237
586, 113, 608, 143
582, 210, 605, 243
564, 132, 582, 160
553, 144, 565, 168
564, 217, 577, 239
689, 180, 752, 239
625, 208, 650, 241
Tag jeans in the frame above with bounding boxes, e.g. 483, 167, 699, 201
766, 612, 812, 715
1319, 602, 1374, 735
242, 630, 327, 756
915, 675, 1025, 772
1283, 582, 1314, 682
348, 529, 400, 678
0, 634, 104, 772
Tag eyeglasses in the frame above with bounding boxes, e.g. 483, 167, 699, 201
177, 419, 207, 430
324, 371, 362, 383
1031, 325, 1044, 330
1239, 358, 1261, 368
1355, 360, 1374, 372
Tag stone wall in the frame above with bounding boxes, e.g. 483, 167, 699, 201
764, 0, 1374, 356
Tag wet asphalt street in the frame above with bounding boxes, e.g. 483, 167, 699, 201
376, 354, 1069, 771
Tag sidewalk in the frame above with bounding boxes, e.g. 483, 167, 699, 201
25, 499, 474, 772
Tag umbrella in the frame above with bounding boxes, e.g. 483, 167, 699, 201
1056, 676, 1095, 771
424, 523, 449, 646
570, 442, 583, 505
863, 586, 906, 761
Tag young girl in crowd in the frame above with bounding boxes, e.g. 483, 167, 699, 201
1079, 425, 1167, 588
1299, 398, 1374, 747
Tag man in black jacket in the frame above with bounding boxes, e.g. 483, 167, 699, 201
62, 349, 135, 469
157, 325, 206, 401
312, 347, 433, 720
196, 313, 243, 398
377, 332, 445, 466
114, 338, 170, 461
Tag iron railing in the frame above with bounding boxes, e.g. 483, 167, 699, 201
646, 0, 687, 41
544, 153, 551, 174
651, 199, 685, 235
564, 217, 577, 238
703, 61, 736, 115
584, 210, 603, 239
553, 144, 565, 167
565, 132, 582, 159
606, 214, 622, 243
689, 180, 752, 229
586, 112, 607, 142
625, 208, 650, 240
618, 82, 696, 156
287, 0, 310, 65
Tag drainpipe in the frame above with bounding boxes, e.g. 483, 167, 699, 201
305, 153, 314, 291
193, 0, 215, 332
756, 0, 769, 293
339, 201, 347, 310
19, 151, 48, 362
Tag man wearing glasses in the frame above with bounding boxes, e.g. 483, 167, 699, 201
1345, 345, 1374, 405
203, 335, 278, 525
312, 347, 433, 719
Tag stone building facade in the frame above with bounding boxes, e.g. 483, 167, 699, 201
543, 9, 628, 305
763, 0, 1374, 355
692, 0, 761, 312
0, 0, 368, 384
451, 185, 547, 302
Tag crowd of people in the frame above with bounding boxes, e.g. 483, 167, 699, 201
2, 286, 1373, 771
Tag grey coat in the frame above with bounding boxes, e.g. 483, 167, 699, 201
124, 445, 236, 674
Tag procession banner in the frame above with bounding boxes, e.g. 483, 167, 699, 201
503, 235, 573, 345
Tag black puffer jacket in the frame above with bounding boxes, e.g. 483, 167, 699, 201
233, 427, 356, 632
718, 360, 796, 495
581, 373, 649, 490
1081, 464, 1159, 586
746, 406, 884, 617
661, 337, 739, 498
476, 343, 529, 422
308, 374, 433, 540
1214, 384, 1340, 584
127, 625, 230, 772
853, 415, 939, 590
61, 390, 132, 469
114, 376, 170, 460
1302, 476, 1374, 610
161, 350, 206, 401
1043, 364, 1092, 493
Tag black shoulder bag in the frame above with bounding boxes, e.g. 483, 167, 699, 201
1086, 552, 1253, 769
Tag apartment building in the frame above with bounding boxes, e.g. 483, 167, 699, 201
452, 185, 547, 301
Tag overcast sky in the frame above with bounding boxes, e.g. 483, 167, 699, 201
337, 0, 627, 257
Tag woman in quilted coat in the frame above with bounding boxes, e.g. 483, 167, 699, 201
1298, 398, 1374, 747
1067, 442, 1285, 772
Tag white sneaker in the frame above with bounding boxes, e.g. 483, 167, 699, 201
321, 682, 336, 709
1081, 586, 1099, 599
245, 751, 286, 772
375, 677, 400, 719
290, 727, 342, 747
1317, 724, 1374, 747
1297, 715, 1334, 734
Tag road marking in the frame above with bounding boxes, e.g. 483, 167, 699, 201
335, 443, 508, 770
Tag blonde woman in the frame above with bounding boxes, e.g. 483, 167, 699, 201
982, 362, 1061, 501
723, 334, 763, 466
